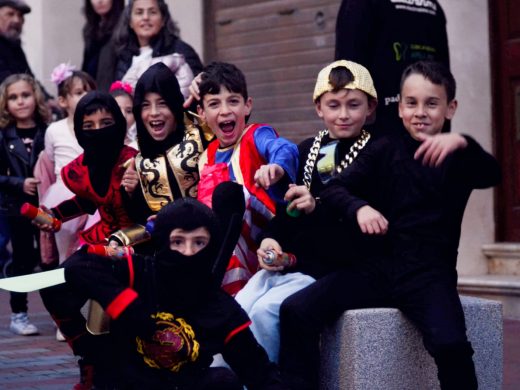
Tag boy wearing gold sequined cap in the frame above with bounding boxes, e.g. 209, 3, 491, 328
280, 61, 501, 389
234, 60, 382, 364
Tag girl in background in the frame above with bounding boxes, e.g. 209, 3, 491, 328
109, 80, 137, 149
39, 63, 97, 265
0, 74, 50, 335
82, 0, 125, 85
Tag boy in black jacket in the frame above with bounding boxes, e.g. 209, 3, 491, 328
278, 61, 501, 389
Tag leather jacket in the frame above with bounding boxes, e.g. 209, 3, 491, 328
0, 124, 45, 215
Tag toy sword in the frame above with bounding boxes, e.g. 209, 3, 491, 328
0, 269, 65, 292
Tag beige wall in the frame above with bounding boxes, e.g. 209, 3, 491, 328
439, 0, 494, 275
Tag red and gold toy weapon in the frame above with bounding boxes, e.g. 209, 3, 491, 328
20, 203, 62, 231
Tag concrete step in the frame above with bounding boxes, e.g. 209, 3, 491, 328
482, 242, 520, 275
458, 274, 520, 320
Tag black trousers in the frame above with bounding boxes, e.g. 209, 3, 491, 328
8, 216, 40, 313
279, 257, 478, 390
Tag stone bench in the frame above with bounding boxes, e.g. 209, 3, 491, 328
320, 295, 502, 390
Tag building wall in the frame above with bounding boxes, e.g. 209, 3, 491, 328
439, 0, 494, 275
20, 0, 494, 275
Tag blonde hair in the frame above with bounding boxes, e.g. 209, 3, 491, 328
0, 74, 51, 128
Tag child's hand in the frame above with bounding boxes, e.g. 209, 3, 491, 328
414, 133, 468, 167
121, 158, 139, 194
23, 178, 40, 196
285, 184, 316, 214
356, 205, 388, 235
254, 164, 284, 190
183, 72, 202, 108
257, 238, 285, 271
32, 205, 57, 232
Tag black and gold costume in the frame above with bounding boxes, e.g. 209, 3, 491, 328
125, 63, 212, 225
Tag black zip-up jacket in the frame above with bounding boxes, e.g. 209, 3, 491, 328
321, 133, 501, 269
0, 124, 45, 215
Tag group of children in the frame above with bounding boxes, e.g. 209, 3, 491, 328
0, 54, 500, 389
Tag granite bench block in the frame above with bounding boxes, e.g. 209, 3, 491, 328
320, 295, 502, 390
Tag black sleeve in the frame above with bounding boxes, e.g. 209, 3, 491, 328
63, 250, 132, 306
320, 138, 387, 222
259, 202, 301, 246
335, 0, 376, 62
223, 327, 288, 390
121, 186, 152, 225
64, 251, 155, 339
174, 39, 204, 76
450, 135, 501, 189
96, 40, 118, 92
437, 5, 450, 68
51, 196, 98, 222
211, 182, 246, 284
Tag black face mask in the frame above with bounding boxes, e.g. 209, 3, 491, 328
78, 123, 122, 166
73, 91, 128, 196
151, 199, 222, 311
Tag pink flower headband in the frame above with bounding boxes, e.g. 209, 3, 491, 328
109, 81, 133, 96
50, 62, 76, 85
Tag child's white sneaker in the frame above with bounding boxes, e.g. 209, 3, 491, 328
9, 312, 39, 335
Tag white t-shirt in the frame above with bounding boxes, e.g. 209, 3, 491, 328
44, 118, 83, 179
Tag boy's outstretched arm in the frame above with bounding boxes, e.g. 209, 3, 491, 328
254, 163, 285, 189
451, 135, 501, 189
320, 137, 387, 225
414, 133, 468, 167
254, 126, 299, 193
183, 72, 202, 108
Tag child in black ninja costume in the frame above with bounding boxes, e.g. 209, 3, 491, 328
41, 182, 286, 389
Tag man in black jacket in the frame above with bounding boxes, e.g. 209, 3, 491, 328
0, 0, 52, 96
335, 0, 450, 136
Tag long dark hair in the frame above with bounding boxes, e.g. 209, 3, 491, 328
83, 0, 125, 45
113, 0, 180, 56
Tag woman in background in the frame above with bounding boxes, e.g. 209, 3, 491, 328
98, 0, 202, 95
82, 0, 125, 86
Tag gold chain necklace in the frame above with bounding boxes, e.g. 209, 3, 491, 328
302, 129, 371, 190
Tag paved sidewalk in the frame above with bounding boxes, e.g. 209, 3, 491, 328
0, 290, 518, 389
0, 291, 77, 390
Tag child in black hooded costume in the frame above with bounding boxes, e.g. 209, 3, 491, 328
41, 183, 286, 390
121, 62, 212, 226
36, 91, 138, 245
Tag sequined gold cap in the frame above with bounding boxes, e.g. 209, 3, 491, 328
313, 60, 377, 101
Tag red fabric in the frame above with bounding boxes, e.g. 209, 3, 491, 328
125, 253, 135, 288
200, 124, 278, 295
201, 124, 276, 214
61, 146, 138, 244
224, 320, 252, 344
105, 288, 138, 320
197, 162, 230, 208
